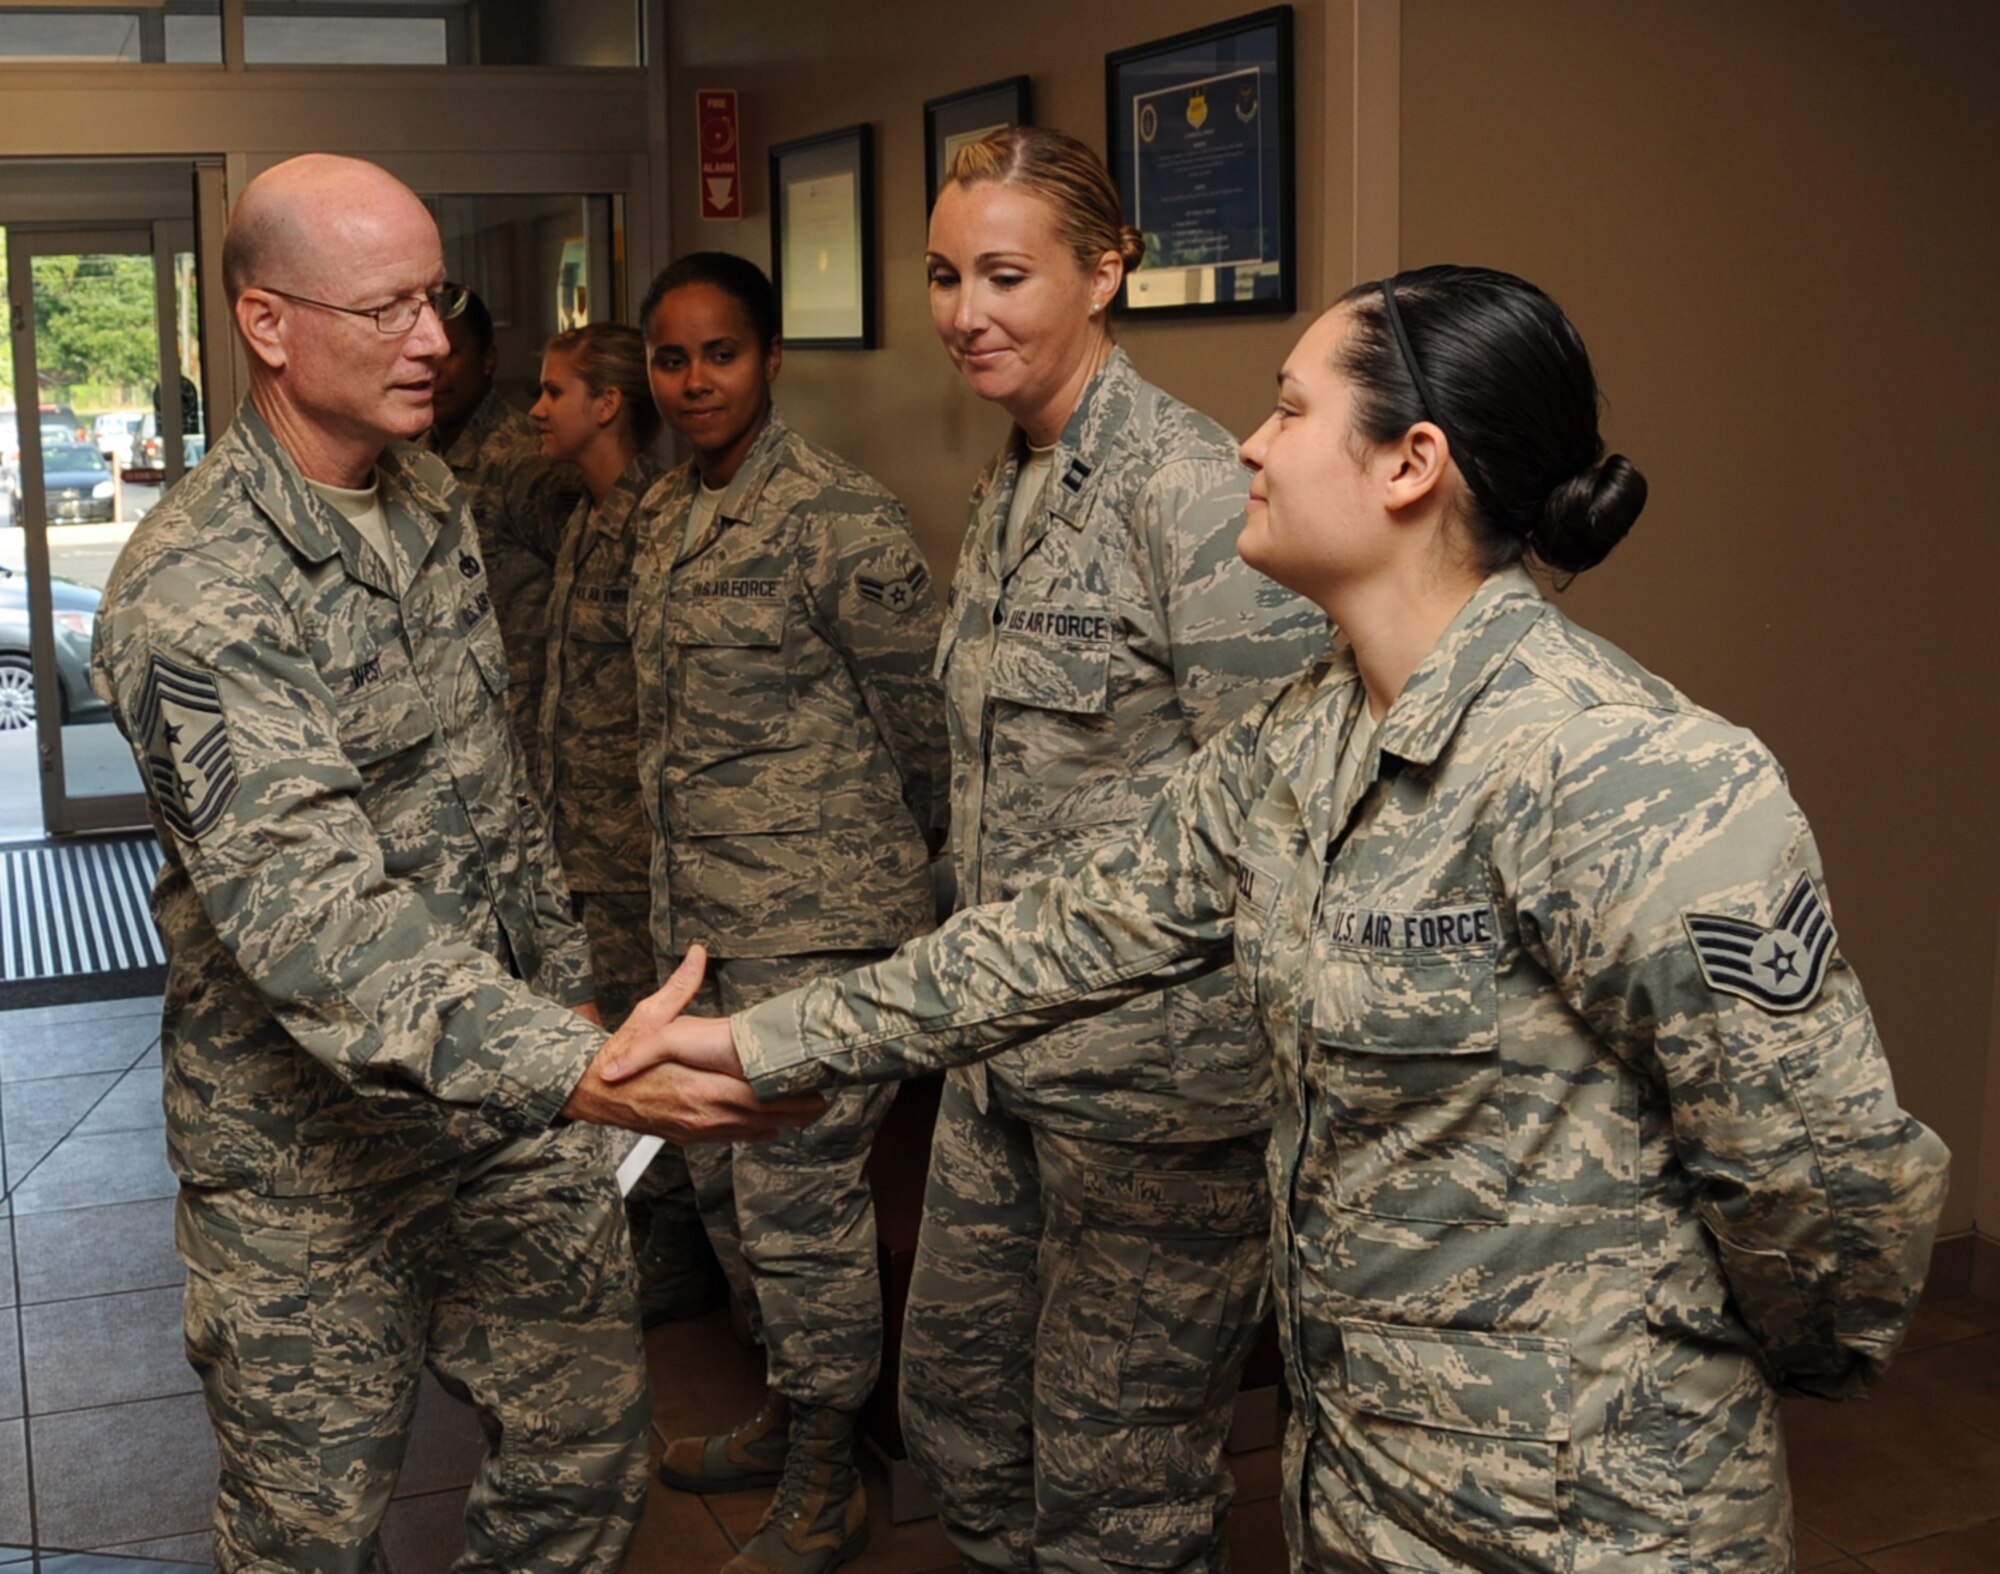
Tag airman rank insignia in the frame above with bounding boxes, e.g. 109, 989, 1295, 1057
858, 562, 930, 613
136, 653, 238, 840
1683, 873, 1837, 1012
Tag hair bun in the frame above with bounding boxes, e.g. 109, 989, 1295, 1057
1532, 453, 1647, 575
1117, 224, 1147, 270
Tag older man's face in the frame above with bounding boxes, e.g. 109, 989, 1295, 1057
281, 192, 451, 454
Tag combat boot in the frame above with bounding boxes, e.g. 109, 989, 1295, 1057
635, 1196, 728, 1328
723, 1403, 869, 1574
660, 1391, 790, 1493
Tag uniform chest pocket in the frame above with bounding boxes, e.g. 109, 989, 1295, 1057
1310, 937, 1506, 1223
666, 596, 794, 749
568, 584, 630, 645
332, 644, 438, 766
985, 621, 1112, 716
1231, 853, 1288, 1010
668, 596, 786, 650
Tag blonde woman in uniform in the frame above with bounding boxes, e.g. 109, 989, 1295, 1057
608, 265, 1948, 1572
529, 322, 661, 1029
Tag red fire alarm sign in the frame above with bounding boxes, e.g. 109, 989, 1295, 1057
698, 89, 743, 221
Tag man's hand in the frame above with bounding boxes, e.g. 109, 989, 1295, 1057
559, 945, 821, 1141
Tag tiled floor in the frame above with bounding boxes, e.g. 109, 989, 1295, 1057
0, 989, 1995, 1570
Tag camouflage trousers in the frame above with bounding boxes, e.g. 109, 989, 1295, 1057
177, 1124, 651, 1572
572, 887, 655, 1031
682, 951, 897, 1410
901, 1069, 1272, 1574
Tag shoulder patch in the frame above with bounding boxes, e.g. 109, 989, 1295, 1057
857, 562, 930, 613
135, 653, 239, 839
1683, 873, 1837, 1013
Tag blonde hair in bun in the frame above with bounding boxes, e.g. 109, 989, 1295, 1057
945, 126, 1145, 279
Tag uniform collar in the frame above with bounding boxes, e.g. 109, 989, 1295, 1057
653, 407, 791, 566
431, 386, 514, 470
1373, 565, 1549, 768
583, 452, 663, 545
222, 398, 455, 579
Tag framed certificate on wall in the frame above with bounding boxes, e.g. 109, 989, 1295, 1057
1105, 6, 1295, 319
770, 123, 877, 349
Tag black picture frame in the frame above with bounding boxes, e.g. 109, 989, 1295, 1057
769, 123, 877, 349
923, 75, 1033, 211
1104, 6, 1295, 319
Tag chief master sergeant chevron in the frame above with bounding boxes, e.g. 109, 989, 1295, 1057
88, 153, 820, 1572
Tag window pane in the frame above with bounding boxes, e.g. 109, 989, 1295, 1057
240, 1, 641, 67
0, 6, 221, 63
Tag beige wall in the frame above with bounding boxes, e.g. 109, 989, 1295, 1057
669, 0, 2000, 1239
662, 0, 1381, 574
1399, 0, 2000, 1236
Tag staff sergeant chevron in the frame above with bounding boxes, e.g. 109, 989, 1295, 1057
1682, 872, 1838, 1012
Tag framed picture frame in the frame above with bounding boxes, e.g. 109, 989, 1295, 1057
923, 74, 1032, 211
769, 123, 877, 349
1104, 5, 1295, 319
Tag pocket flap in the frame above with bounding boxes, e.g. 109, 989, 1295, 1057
986, 622, 1112, 716
1342, 1318, 1571, 1441
334, 645, 437, 765
678, 785, 819, 837
668, 596, 785, 649
1313, 936, 1498, 1057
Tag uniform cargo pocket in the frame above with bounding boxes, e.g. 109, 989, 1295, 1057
1337, 1318, 1571, 1571
1098, 1502, 1214, 1569
986, 619, 1113, 716
1311, 944, 1506, 1223
333, 650, 437, 767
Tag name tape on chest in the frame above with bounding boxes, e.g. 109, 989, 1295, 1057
857, 561, 930, 613
1683, 872, 1837, 1012
685, 577, 783, 601
136, 652, 239, 840
1324, 902, 1496, 952
1000, 607, 1116, 644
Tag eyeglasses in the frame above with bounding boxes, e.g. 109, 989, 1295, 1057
261, 281, 469, 336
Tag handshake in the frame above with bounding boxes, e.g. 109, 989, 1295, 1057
560, 945, 827, 1144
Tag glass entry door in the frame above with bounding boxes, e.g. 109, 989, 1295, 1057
4, 221, 204, 837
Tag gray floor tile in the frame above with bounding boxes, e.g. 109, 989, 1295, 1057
0, 1013, 158, 1084
15, 1197, 183, 1305
1, 1073, 119, 1191
22, 1285, 195, 1415
0, 1318, 18, 1422
72, 1062, 166, 1138
31, 1391, 215, 1548
8, 1128, 176, 1217
0, 1546, 30, 1565
95, 1530, 212, 1564
40, 1557, 208, 1573
6, 996, 162, 1029
392, 1371, 487, 1498
0, 1420, 26, 1543
0, 1230, 14, 1310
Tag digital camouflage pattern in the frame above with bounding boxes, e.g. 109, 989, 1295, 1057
931, 346, 1326, 1141
632, 408, 948, 961
92, 400, 647, 1563
93, 401, 604, 1194
178, 1125, 649, 1571
426, 386, 583, 786
734, 567, 1949, 1571
897, 1073, 1272, 1572
681, 953, 897, 1412
537, 455, 662, 1028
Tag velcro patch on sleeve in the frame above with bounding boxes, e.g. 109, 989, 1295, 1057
135, 652, 239, 839
857, 561, 930, 613
1682, 873, 1837, 1013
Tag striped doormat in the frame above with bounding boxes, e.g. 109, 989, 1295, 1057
0, 834, 166, 1004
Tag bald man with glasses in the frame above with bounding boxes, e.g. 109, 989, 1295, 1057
90, 153, 819, 1572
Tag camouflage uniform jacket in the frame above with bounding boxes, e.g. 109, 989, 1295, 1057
736, 567, 1949, 1569
632, 409, 948, 959
536, 453, 661, 894
931, 346, 1325, 1141
92, 400, 603, 1197
426, 386, 581, 785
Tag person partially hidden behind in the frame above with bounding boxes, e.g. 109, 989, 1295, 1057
90, 152, 819, 1572
423, 284, 582, 785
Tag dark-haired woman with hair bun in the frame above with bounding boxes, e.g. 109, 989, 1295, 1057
609, 263, 1950, 1570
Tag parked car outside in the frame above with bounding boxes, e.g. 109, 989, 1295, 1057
8, 443, 116, 524
133, 411, 207, 471
0, 563, 108, 730
94, 411, 144, 467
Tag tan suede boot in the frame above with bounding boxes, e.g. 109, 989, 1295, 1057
659, 1391, 790, 1493
723, 1404, 869, 1574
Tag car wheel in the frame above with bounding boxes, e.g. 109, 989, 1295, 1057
0, 652, 35, 731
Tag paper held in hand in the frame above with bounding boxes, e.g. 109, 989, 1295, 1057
617, 1133, 664, 1197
